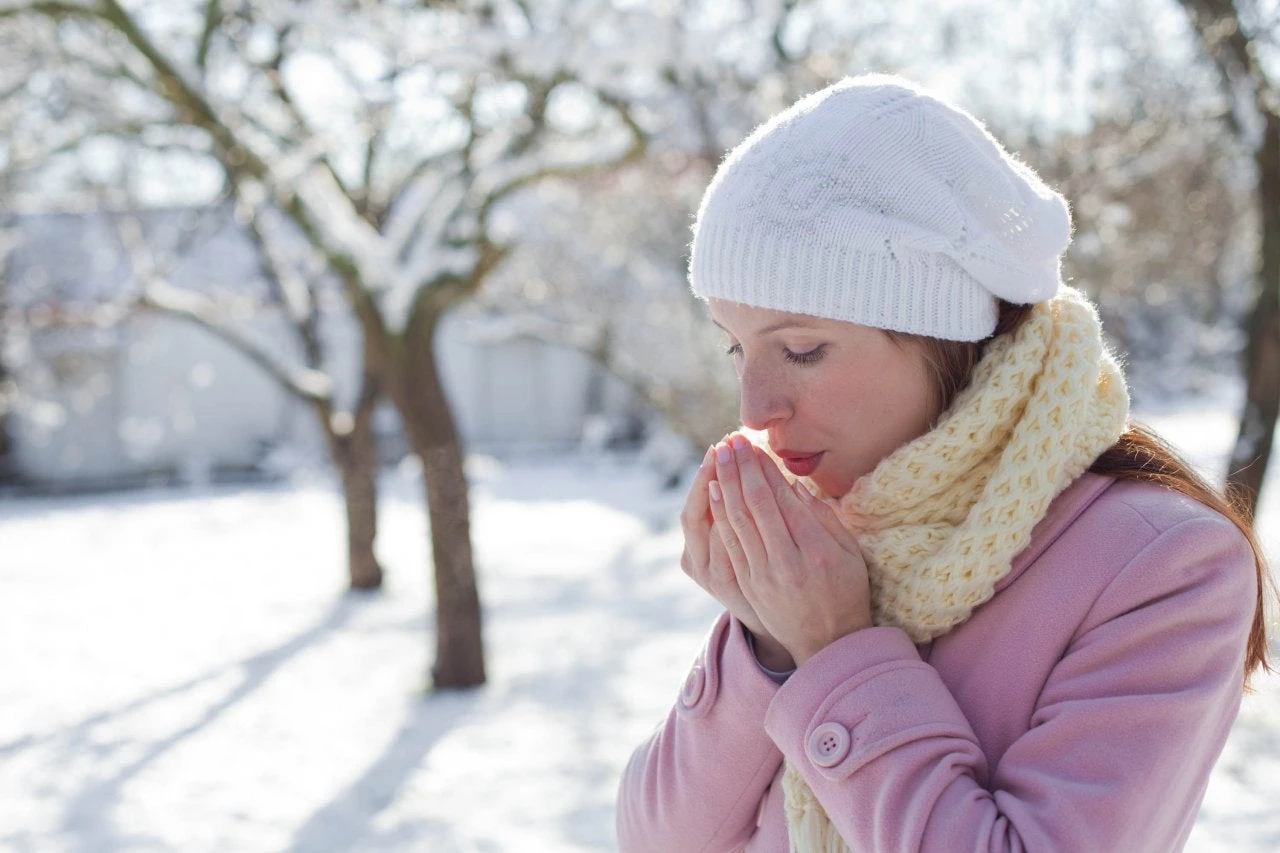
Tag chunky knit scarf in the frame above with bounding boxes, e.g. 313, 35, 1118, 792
756, 286, 1130, 852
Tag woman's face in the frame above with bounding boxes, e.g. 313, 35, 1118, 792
707, 298, 943, 499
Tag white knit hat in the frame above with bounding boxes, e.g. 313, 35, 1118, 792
689, 74, 1073, 341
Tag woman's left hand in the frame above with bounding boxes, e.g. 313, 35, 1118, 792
708, 432, 874, 666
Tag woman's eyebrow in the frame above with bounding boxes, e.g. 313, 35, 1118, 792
710, 318, 822, 336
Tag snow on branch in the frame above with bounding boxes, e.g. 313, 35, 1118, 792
115, 214, 334, 406
382, 159, 468, 265
0, 1, 97, 19
82, 0, 391, 298
135, 278, 333, 405
473, 87, 647, 221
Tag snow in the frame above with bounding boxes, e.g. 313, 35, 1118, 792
1, 402, 1277, 852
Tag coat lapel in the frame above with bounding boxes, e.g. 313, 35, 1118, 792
994, 472, 1116, 593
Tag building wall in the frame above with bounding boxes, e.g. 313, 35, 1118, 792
10, 304, 639, 488
5, 207, 643, 489
12, 312, 292, 485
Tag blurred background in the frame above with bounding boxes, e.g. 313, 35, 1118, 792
0, 0, 1277, 851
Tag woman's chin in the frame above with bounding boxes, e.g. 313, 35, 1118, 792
809, 471, 852, 500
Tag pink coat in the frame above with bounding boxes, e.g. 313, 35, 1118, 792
617, 473, 1256, 851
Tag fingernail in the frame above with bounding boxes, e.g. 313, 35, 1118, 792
702, 446, 714, 468
731, 435, 750, 457
793, 481, 811, 501
709, 480, 723, 503
715, 442, 732, 464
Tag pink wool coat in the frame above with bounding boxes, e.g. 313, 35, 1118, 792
617, 473, 1257, 851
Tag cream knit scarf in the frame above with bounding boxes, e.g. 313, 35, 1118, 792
759, 286, 1130, 852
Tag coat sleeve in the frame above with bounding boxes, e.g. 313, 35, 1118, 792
762, 512, 1256, 852
617, 610, 785, 852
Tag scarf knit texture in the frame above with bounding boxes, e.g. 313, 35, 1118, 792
748, 286, 1131, 852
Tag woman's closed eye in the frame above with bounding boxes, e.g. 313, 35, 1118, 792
785, 345, 826, 365
723, 342, 827, 366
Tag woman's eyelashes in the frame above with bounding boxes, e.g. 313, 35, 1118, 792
722, 342, 827, 365
785, 345, 827, 365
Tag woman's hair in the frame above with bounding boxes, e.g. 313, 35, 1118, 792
888, 301, 1274, 687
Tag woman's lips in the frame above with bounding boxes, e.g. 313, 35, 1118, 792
780, 452, 823, 477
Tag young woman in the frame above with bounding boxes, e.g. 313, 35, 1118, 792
616, 74, 1272, 852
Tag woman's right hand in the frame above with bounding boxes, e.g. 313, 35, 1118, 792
680, 445, 794, 671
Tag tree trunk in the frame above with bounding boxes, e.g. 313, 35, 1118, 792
0, 345, 11, 473
393, 306, 486, 689
0, 392, 12, 483
0, 261, 13, 483
1227, 109, 1280, 515
332, 431, 383, 590
330, 369, 385, 590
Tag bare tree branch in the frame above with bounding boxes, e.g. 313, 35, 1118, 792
498, 63, 571, 161
240, 200, 327, 370
358, 115, 384, 218
137, 281, 332, 405
0, 1, 98, 21
86, 0, 386, 316
253, 21, 356, 202
0, 76, 28, 102
195, 0, 220, 74
115, 214, 333, 405
384, 149, 463, 220
405, 236, 510, 324
4, 121, 203, 176
476, 87, 647, 226
456, 75, 481, 171
770, 0, 800, 63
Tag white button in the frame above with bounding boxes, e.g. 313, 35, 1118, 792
680, 664, 706, 708
806, 722, 851, 767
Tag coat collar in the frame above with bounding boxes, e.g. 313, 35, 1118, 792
994, 472, 1116, 593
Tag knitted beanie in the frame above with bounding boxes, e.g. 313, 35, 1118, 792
689, 74, 1074, 341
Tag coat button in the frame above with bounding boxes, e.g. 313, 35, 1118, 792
680, 664, 706, 708
806, 722, 851, 767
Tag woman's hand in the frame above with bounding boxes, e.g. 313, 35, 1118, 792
708, 433, 873, 666
680, 445, 794, 670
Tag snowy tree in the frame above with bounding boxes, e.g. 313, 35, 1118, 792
0, 0, 647, 688
0, 7, 388, 588
124, 203, 390, 591
1176, 0, 1280, 514
1009, 7, 1255, 403
1046, 108, 1251, 401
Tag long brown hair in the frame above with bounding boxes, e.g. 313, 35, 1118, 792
889, 301, 1274, 687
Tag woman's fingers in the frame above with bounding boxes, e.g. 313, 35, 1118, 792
752, 446, 826, 542
679, 446, 716, 576
706, 521, 736, 585
726, 435, 796, 560
680, 446, 715, 527
712, 437, 772, 577
754, 445, 862, 554
797, 484, 862, 552
706, 463, 753, 586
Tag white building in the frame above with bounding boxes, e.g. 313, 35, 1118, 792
1, 207, 643, 490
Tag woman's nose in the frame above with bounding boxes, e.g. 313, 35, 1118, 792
738, 369, 790, 430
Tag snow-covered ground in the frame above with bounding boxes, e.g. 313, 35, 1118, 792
1, 401, 1277, 853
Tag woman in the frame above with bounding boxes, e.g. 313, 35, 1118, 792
616, 74, 1272, 852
